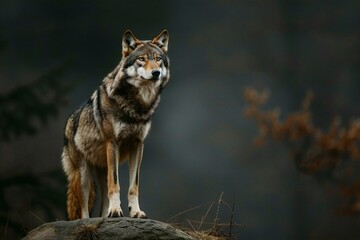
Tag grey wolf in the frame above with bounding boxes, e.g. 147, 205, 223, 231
61, 29, 170, 220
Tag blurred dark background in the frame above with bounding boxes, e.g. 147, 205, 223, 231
0, 0, 359, 239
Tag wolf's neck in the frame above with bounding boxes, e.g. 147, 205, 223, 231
105, 79, 159, 120
125, 78, 158, 105
138, 85, 156, 105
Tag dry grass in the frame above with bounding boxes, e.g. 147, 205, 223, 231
168, 193, 242, 240
243, 87, 360, 215
75, 219, 104, 240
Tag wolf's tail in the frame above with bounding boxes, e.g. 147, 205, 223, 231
62, 151, 96, 220
66, 166, 82, 220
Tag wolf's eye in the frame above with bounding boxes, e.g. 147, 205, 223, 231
137, 57, 145, 62
156, 56, 162, 61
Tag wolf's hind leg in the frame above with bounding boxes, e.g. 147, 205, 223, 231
128, 141, 147, 219
80, 160, 92, 218
96, 167, 109, 217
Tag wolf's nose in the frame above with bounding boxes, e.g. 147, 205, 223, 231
151, 70, 161, 78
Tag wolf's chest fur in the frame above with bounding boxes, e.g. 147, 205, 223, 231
109, 111, 152, 141
80, 79, 158, 157
102, 78, 161, 127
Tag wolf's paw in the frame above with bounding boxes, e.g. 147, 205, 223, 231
130, 210, 147, 219
108, 208, 124, 218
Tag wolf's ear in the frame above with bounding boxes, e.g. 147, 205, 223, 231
122, 30, 141, 57
152, 30, 169, 53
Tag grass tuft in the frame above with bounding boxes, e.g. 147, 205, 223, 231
168, 193, 243, 240
75, 220, 104, 240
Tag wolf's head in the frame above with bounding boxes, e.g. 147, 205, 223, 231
108, 30, 170, 105
120, 30, 170, 86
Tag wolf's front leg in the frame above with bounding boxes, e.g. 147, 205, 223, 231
128, 141, 147, 218
106, 141, 123, 217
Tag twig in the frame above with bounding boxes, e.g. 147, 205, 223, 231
198, 201, 214, 231
30, 210, 45, 224
167, 201, 212, 222
213, 192, 224, 229
229, 201, 235, 240
187, 219, 196, 232
190, 220, 243, 226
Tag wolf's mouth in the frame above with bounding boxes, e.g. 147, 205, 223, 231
150, 77, 160, 81
140, 76, 160, 82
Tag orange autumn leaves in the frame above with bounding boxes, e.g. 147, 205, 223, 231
243, 87, 360, 214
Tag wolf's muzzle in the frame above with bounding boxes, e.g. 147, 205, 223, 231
151, 70, 161, 81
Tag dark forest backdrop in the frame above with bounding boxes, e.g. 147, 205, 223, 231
0, 0, 359, 239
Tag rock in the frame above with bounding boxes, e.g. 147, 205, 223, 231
23, 217, 195, 240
